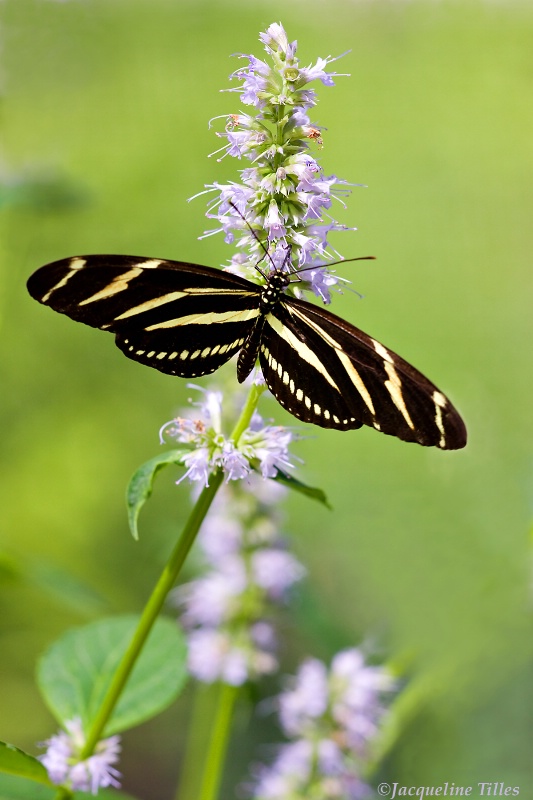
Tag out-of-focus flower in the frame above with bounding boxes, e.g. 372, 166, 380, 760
173, 476, 305, 685
39, 718, 121, 795
251, 649, 394, 799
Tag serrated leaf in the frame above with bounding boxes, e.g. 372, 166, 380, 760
269, 467, 332, 509
0, 743, 51, 787
126, 449, 188, 539
37, 615, 188, 736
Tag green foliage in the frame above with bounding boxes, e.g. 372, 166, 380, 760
0, 775, 54, 800
126, 449, 189, 539
37, 616, 188, 736
0, 742, 52, 788
268, 466, 332, 509
0, 771, 139, 799
1, 1, 532, 796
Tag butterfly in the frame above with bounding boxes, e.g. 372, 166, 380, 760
27, 253, 467, 449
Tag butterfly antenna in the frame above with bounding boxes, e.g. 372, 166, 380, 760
294, 255, 376, 276
228, 201, 276, 280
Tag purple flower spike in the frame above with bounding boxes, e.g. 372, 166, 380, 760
173, 478, 305, 686
193, 22, 358, 303
251, 650, 394, 799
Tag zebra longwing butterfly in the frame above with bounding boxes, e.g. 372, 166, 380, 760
27, 254, 467, 449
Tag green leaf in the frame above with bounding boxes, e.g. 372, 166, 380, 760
269, 467, 332, 509
77, 790, 139, 800
0, 774, 54, 800
37, 615, 188, 736
0, 772, 139, 799
0, 743, 52, 787
126, 449, 188, 539
27, 561, 106, 617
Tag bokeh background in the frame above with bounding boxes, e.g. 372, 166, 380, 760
1, 1, 532, 798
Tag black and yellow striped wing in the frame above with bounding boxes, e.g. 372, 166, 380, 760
28, 253, 467, 449
27, 255, 261, 378
261, 296, 467, 449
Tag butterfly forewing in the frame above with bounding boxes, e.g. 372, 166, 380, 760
28, 255, 260, 378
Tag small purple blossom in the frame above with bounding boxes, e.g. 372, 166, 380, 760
39, 718, 121, 795
160, 386, 297, 486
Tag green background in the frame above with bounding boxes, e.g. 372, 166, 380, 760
1, 1, 531, 798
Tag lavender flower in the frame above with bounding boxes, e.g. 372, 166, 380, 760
160, 385, 296, 486
251, 650, 394, 799
173, 476, 305, 685
192, 22, 356, 304
39, 718, 121, 795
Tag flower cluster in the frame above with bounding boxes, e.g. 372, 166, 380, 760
160, 385, 296, 486
174, 477, 305, 685
252, 649, 394, 799
193, 22, 355, 303
39, 718, 121, 795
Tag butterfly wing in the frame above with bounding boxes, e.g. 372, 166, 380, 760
27, 255, 261, 378
260, 296, 466, 449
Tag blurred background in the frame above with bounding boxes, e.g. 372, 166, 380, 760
1, 0, 532, 798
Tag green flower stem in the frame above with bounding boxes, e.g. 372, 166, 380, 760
230, 382, 267, 443
80, 469, 224, 758
80, 382, 264, 760
53, 788, 73, 800
174, 684, 216, 800
197, 683, 240, 800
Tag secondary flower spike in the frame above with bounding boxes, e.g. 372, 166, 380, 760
173, 477, 305, 685
251, 649, 394, 799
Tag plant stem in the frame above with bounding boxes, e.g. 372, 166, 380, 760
53, 790, 71, 800
81, 382, 264, 759
230, 382, 266, 443
197, 683, 240, 800
81, 469, 223, 758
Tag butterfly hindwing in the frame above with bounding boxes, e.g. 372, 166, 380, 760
260, 303, 364, 430
115, 322, 252, 378
273, 297, 466, 449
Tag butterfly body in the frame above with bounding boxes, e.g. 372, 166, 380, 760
27, 254, 467, 449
